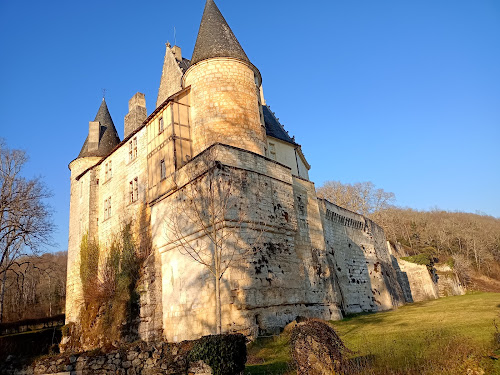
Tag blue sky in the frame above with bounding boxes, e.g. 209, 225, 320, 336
1, 0, 499, 252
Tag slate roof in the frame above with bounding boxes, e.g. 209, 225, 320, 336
263, 105, 296, 145
178, 57, 191, 72
190, 0, 250, 66
78, 99, 121, 158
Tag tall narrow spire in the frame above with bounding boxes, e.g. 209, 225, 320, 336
78, 98, 121, 158
190, 0, 250, 66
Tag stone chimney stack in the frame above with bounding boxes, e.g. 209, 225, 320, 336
172, 45, 182, 61
88, 121, 100, 152
124, 92, 147, 138
260, 85, 266, 106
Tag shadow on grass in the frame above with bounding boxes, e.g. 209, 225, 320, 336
245, 361, 290, 375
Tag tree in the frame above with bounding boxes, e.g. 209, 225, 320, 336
0, 139, 54, 322
316, 180, 395, 216
164, 148, 264, 334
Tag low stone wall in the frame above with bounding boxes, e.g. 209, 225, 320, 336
434, 264, 465, 297
393, 259, 438, 302
4, 338, 244, 375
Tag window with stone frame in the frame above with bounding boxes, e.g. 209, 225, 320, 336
104, 197, 112, 220
129, 177, 138, 203
269, 142, 276, 161
128, 137, 138, 162
159, 117, 164, 134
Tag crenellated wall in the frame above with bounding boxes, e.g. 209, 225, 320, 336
319, 200, 405, 314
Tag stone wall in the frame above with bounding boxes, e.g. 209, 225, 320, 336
434, 264, 465, 297
392, 259, 439, 302
319, 200, 405, 314
66, 156, 101, 323
183, 58, 266, 157
151, 145, 343, 342
11, 341, 223, 375
157, 45, 185, 108
65, 126, 163, 343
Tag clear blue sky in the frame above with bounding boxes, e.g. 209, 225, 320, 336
1, 0, 499, 252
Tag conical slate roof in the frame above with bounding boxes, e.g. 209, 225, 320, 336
190, 0, 250, 66
78, 99, 121, 158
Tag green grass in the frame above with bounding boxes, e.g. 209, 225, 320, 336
246, 333, 292, 375
246, 293, 500, 374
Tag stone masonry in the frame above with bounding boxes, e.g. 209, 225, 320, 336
65, 0, 462, 350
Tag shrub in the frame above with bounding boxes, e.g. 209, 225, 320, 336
76, 222, 146, 350
79, 233, 100, 295
61, 322, 74, 337
189, 334, 247, 375
401, 253, 434, 267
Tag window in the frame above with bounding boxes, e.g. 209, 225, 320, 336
105, 161, 112, 181
104, 197, 112, 220
129, 137, 138, 161
160, 159, 166, 180
129, 177, 138, 203
159, 117, 164, 134
269, 143, 276, 161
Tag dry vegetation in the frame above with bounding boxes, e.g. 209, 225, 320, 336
0, 139, 55, 323
0, 252, 66, 322
246, 293, 500, 374
63, 220, 152, 351
317, 180, 500, 289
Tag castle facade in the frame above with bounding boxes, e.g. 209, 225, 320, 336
66, 0, 444, 344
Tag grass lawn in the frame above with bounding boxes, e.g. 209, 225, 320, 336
246, 292, 500, 374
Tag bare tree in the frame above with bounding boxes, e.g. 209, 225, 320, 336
164, 148, 264, 334
316, 180, 395, 216
0, 139, 54, 322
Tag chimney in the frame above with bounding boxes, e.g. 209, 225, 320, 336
172, 45, 182, 61
88, 121, 100, 152
259, 85, 266, 106
124, 92, 147, 138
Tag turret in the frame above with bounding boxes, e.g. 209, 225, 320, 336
66, 99, 120, 324
182, 0, 266, 157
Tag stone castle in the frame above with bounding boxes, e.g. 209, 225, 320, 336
66, 0, 462, 344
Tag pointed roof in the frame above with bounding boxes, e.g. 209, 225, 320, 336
190, 0, 250, 66
78, 99, 121, 158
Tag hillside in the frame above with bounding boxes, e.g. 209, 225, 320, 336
371, 208, 500, 289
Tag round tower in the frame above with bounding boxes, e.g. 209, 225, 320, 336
66, 98, 120, 324
183, 0, 266, 157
